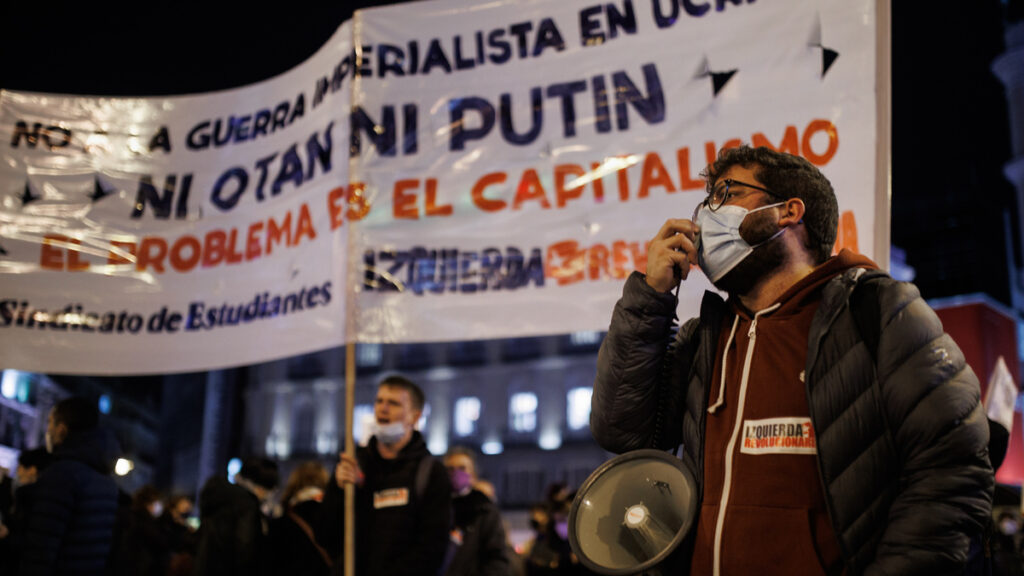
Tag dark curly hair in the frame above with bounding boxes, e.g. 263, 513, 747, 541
701, 146, 838, 264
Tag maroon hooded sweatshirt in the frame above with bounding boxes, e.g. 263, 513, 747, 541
690, 250, 877, 575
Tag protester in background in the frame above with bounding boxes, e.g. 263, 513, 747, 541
518, 503, 551, 559
114, 484, 171, 576
524, 497, 586, 576
544, 483, 570, 509
270, 460, 332, 576
992, 510, 1024, 576
324, 375, 451, 576
19, 397, 121, 576
444, 446, 511, 576
0, 464, 12, 537
160, 494, 197, 576
193, 457, 279, 576
1, 448, 51, 573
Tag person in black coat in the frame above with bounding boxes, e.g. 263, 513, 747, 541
19, 397, 121, 576
444, 447, 511, 576
1, 447, 51, 574
524, 498, 587, 576
160, 494, 198, 576
113, 484, 172, 576
324, 375, 451, 576
193, 457, 279, 576
270, 460, 333, 576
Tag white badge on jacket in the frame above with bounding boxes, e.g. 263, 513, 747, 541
373, 488, 410, 508
740, 417, 817, 455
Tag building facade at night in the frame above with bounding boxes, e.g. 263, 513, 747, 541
237, 334, 610, 507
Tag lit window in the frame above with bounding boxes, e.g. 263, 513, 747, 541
539, 430, 562, 450
510, 392, 538, 433
454, 397, 481, 437
417, 403, 431, 431
0, 370, 30, 403
1, 370, 18, 399
481, 440, 504, 455
428, 435, 449, 456
316, 432, 337, 455
567, 387, 593, 431
570, 331, 602, 346
353, 404, 374, 446
357, 343, 383, 367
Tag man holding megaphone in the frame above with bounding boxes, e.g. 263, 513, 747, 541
591, 146, 993, 575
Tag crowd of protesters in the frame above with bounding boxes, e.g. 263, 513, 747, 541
6, 393, 1018, 575
0, 391, 601, 576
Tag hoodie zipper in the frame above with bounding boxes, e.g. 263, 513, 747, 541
712, 303, 780, 576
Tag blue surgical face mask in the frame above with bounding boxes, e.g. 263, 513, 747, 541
695, 202, 785, 283
375, 421, 408, 445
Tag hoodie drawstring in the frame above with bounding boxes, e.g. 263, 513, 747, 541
707, 315, 740, 415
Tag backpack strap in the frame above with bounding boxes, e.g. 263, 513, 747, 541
288, 510, 335, 568
415, 454, 433, 500
849, 271, 885, 363
414, 454, 458, 576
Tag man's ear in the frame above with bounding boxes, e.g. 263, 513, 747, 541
779, 198, 805, 228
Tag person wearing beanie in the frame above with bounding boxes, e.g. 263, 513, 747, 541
592, 145, 993, 575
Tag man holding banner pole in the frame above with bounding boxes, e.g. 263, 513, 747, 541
591, 146, 993, 574
324, 375, 451, 576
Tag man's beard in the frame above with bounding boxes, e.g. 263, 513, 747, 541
712, 231, 788, 296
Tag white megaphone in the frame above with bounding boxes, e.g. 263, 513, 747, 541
568, 449, 698, 576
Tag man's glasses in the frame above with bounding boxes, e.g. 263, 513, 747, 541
700, 178, 784, 212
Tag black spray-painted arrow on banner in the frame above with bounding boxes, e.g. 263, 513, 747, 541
695, 56, 738, 97
89, 176, 114, 202
809, 16, 840, 79
20, 181, 40, 206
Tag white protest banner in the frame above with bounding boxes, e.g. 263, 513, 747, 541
351, 0, 879, 342
0, 0, 882, 373
0, 24, 354, 374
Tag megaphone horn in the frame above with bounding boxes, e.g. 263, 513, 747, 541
568, 449, 698, 576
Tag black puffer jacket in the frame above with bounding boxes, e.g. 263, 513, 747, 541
19, 428, 120, 576
592, 269, 993, 575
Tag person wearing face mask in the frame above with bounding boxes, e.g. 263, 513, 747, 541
20, 397, 121, 576
525, 498, 587, 576
591, 145, 993, 576
323, 375, 452, 576
443, 446, 512, 576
